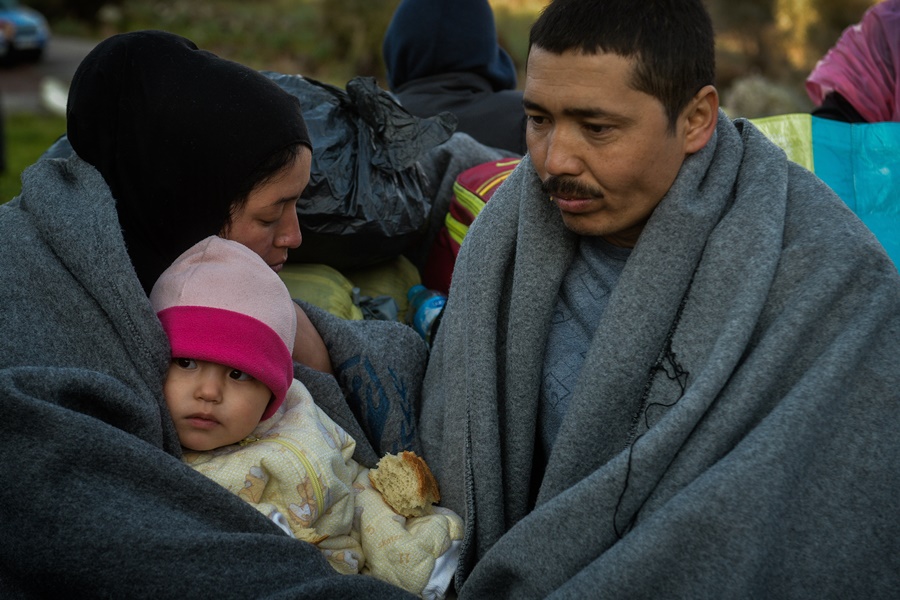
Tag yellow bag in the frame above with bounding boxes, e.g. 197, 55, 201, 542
279, 263, 364, 321
280, 256, 422, 322
342, 255, 421, 323
750, 114, 814, 171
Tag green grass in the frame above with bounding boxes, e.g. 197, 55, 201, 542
105, 0, 402, 86
0, 112, 67, 204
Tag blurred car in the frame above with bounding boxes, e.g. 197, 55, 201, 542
0, 0, 50, 62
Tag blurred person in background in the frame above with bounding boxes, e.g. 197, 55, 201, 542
806, 0, 900, 122
383, 0, 526, 155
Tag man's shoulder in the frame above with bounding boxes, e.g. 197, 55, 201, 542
776, 162, 899, 278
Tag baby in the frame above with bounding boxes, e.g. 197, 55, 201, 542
150, 236, 461, 599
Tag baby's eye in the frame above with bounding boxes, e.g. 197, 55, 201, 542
229, 369, 253, 382
174, 358, 197, 369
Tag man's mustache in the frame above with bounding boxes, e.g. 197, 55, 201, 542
541, 176, 603, 199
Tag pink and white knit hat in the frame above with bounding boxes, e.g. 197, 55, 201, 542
149, 236, 297, 421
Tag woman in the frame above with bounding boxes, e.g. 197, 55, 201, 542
66, 29, 332, 373
0, 31, 422, 598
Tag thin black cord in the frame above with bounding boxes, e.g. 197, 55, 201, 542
613, 275, 694, 539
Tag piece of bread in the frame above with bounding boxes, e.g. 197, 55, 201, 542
368, 451, 441, 518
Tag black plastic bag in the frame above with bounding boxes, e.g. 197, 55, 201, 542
265, 73, 456, 269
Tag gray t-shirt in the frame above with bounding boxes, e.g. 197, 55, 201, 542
539, 236, 631, 455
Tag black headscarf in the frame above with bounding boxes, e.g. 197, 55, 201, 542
67, 30, 312, 293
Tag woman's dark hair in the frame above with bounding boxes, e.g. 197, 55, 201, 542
226, 143, 305, 224
529, 0, 716, 131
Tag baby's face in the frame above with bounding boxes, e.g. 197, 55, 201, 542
164, 358, 271, 451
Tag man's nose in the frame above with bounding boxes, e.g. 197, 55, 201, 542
543, 127, 583, 178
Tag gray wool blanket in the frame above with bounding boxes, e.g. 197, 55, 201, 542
420, 112, 900, 598
0, 155, 422, 598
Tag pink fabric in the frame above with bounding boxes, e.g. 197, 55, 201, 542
150, 236, 298, 421
806, 0, 900, 122
158, 306, 293, 420
149, 236, 296, 351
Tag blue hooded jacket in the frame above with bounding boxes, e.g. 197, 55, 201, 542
383, 0, 525, 154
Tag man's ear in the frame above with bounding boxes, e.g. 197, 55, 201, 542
683, 85, 719, 154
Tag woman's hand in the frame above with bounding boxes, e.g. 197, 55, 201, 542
292, 303, 334, 374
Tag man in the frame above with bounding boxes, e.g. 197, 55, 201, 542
419, 0, 900, 597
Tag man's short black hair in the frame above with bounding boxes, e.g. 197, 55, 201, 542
529, 0, 716, 130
